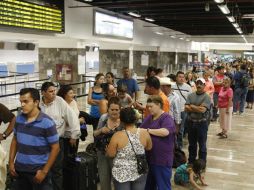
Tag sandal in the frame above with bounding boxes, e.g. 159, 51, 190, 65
216, 132, 223, 136
220, 133, 227, 139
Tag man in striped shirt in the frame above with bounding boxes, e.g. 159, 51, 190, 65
9, 88, 59, 190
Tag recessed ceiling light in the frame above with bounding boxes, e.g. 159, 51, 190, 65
226, 16, 235, 22
214, 0, 224, 3
128, 12, 141, 18
218, 4, 230, 14
145, 17, 155, 22
170, 35, 176, 38
179, 37, 184, 40
186, 39, 190, 41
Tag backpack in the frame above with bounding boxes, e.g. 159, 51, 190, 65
240, 73, 250, 88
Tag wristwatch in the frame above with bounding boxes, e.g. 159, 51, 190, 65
2, 132, 7, 140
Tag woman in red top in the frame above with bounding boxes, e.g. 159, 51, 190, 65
217, 78, 233, 139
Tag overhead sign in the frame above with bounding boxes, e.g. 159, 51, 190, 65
94, 11, 133, 39
0, 0, 64, 33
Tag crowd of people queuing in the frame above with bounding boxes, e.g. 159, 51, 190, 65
0, 60, 253, 190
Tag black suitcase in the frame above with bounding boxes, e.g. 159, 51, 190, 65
63, 152, 97, 190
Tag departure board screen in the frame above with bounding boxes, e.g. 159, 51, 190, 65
0, 0, 64, 33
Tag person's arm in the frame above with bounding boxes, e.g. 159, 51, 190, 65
9, 136, 18, 177
143, 130, 152, 151
33, 142, 60, 184
134, 80, 140, 101
99, 99, 108, 115
189, 171, 202, 190
87, 87, 100, 105
189, 104, 207, 113
93, 114, 111, 137
106, 132, 119, 157
0, 116, 15, 141
147, 128, 169, 137
199, 174, 208, 186
185, 104, 192, 112
127, 95, 135, 107
62, 99, 80, 145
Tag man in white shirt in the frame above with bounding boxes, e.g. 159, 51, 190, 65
40, 82, 80, 190
160, 77, 181, 144
172, 71, 192, 149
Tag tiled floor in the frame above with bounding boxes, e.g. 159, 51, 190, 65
1, 85, 254, 190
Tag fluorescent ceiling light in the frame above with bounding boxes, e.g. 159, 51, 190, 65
232, 23, 239, 28
155, 32, 163, 35
214, 0, 224, 3
179, 37, 184, 40
170, 35, 176, 38
218, 4, 230, 14
128, 12, 141, 18
145, 17, 155, 22
242, 14, 254, 18
236, 28, 243, 34
226, 16, 235, 22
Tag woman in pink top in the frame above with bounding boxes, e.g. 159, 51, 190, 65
203, 71, 214, 103
217, 78, 233, 139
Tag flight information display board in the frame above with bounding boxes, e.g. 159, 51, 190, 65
0, 0, 64, 33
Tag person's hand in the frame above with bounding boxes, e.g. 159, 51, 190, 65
201, 183, 208, 186
9, 163, 18, 177
101, 127, 111, 134
33, 170, 47, 184
69, 138, 77, 147
0, 133, 4, 141
79, 117, 85, 124
134, 101, 143, 110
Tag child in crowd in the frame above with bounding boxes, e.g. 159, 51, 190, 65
117, 85, 134, 108
174, 159, 208, 190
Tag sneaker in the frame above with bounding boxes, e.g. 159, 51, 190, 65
239, 112, 245, 116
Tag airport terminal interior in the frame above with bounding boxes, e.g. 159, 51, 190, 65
1, 0, 254, 190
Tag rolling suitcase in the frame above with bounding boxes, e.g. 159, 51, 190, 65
63, 152, 97, 190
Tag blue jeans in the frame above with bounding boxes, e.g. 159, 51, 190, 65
233, 87, 248, 113
188, 121, 208, 164
177, 112, 187, 149
12, 171, 53, 190
145, 164, 172, 190
114, 174, 147, 190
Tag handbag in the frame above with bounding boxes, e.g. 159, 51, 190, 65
125, 130, 148, 175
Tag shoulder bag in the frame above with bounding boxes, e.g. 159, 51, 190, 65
125, 130, 148, 175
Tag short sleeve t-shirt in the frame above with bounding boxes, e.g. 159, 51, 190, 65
185, 92, 211, 120
14, 112, 59, 173
0, 103, 15, 125
213, 74, 226, 93
218, 87, 233, 108
117, 78, 139, 98
140, 112, 176, 167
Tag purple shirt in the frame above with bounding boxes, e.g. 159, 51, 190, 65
140, 112, 176, 167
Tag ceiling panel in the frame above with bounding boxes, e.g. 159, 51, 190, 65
74, 0, 254, 36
